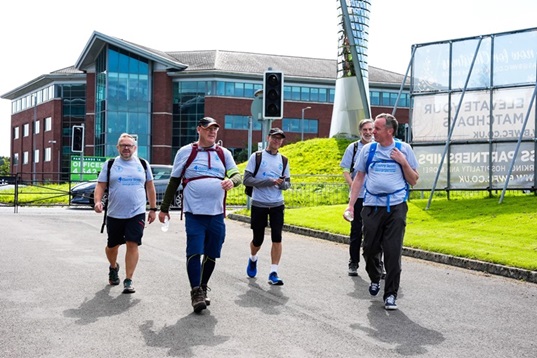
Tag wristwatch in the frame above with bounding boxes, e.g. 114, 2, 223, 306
149, 207, 158, 212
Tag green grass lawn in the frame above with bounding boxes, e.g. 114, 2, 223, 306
236, 195, 537, 271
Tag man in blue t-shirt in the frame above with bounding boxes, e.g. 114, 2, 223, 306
158, 117, 242, 313
345, 114, 419, 311
243, 128, 291, 286
94, 133, 157, 294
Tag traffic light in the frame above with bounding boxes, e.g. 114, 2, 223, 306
72, 125, 84, 152
263, 71, 284, 119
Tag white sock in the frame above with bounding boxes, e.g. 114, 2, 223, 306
270, 264, 278, 273
250, 255, 258, 262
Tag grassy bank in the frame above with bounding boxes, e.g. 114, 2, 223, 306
237, 195, 537, 271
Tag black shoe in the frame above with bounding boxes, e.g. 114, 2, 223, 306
348, 262, 358, 276
108, 264, 120, 285
191, 286, 207, 313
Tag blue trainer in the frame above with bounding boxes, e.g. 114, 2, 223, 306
384, 295, 398, 310
369, 282, 380, 296
268, 271, 284, 286
247, 258, 257, 278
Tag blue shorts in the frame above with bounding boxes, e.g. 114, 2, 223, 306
184, 213, 226, 258
106, 213, 145, 248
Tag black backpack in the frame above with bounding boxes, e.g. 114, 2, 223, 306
245, 151, 288, 197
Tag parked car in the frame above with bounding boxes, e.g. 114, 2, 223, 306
70, 164, 182, 209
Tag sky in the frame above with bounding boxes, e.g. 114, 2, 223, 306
1, 0, 537, 157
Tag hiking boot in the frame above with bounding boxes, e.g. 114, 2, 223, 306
247, 258, 257, 278
384, 295, 398, 310
268, 272, 284, 286
369, 282, 380, 296
348, 262, 358, 276
191, 286, 207, 313
122, 278, 135, 294
201, 285, 211, 306
108, 264, 120, 285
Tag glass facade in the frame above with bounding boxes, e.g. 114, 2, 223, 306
94, 45, 151, 158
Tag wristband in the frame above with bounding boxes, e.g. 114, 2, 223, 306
149, 207, 158, 212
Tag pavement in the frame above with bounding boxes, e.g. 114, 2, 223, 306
0, 207, 536, 358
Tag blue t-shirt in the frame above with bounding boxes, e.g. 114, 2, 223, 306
97, 156, 153, 219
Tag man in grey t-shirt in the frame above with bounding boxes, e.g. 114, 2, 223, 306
243, 128, 291, 286
94, 133, 157, 294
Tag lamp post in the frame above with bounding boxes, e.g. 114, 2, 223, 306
301, 106, 311, 141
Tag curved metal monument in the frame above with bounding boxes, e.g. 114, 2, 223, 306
329, 0, 372, 138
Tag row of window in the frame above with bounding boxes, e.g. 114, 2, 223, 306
13, 117, 52, 139
224, 115, 318, 134
12, 147, 55, 165
177, 80, 410, 107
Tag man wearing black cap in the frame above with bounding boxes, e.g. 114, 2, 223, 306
243, 128, 291, 285
159, 117, 242, 313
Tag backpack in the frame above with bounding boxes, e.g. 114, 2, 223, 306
363, 141, 409, 211
245, 151, 288, 197
178, 143, 226, 219
100, 157, 149, 233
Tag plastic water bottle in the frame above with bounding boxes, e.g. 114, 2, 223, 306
161, 217, 170, 232
344, 210, 354, 222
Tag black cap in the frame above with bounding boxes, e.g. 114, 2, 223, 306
198, 117, 220, 128
269, 128, 285, 138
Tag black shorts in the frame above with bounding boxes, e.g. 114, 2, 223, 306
106, 213, 145, 248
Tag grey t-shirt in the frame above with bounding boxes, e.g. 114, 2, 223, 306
171, 144, 238, 215
245, 150, 291, 205
340, 140, 370, 198
97, 156, 153, 219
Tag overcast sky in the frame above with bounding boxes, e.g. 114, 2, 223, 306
1, 0, 536, 157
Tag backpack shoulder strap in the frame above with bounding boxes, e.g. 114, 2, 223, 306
395, 141, 402, 150
139, 157, 148, 171
252, 151, 263, 177
106, 158, 115, 188
281, 154, 288, 175
180, 143, 199, 178
349, 141, 359, 173
365, 142, 378, 174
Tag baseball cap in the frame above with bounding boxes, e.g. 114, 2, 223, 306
198, 117, 220, 128
269, 128, 285, 138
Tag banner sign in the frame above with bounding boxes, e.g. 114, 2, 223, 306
412, 87, 536, 142
414, 143, 535, 190
70, 156, 110, 181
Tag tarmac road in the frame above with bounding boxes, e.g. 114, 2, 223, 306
0, 207, 535, 358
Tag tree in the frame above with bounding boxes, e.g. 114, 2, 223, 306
0, 157, 10, 175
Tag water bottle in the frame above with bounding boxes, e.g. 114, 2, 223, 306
161, 217, 170, 232
344, 210, 354, 222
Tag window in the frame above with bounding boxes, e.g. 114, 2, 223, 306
45, 148, 52, 162
34, 149, 40, 164
34, 120, 40, 134
224, 115, 262, 130
13, 153, 19, 165
23, 124, 29, 137
45, 117, 52, 131
13, 127, 19, 140
282, 118, 318, 134
23, 152, 28, 164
